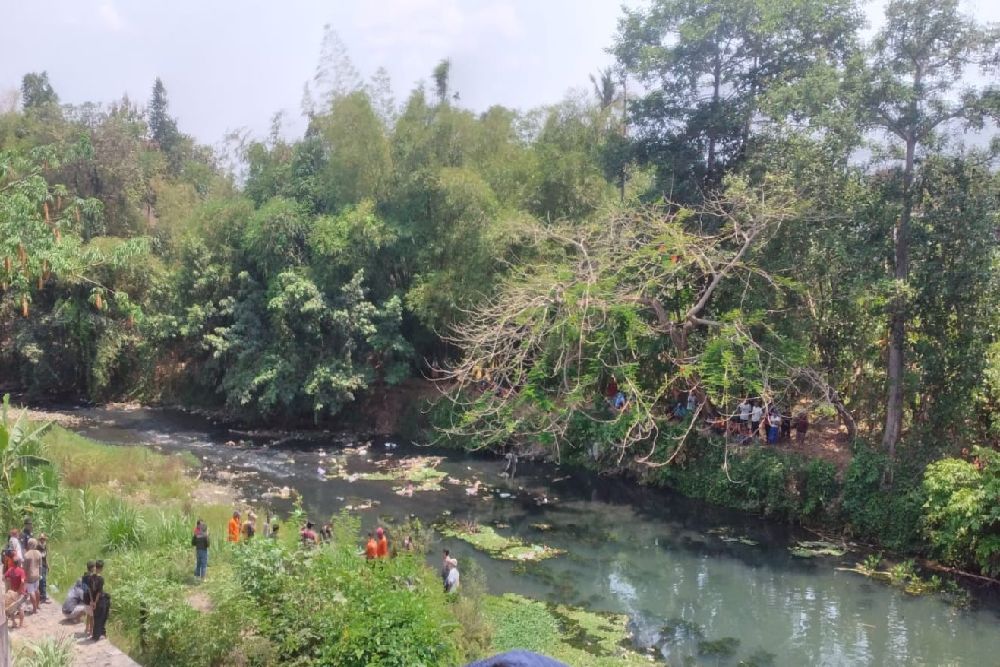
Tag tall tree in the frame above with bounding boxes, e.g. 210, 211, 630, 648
864, 0, 998, 459
148, 77, 179, 156
432, 59, 452, 106
367, 66, 397, 128
312, 25, 361, 107
20, 72, 59, 110
613, 0, 861, 200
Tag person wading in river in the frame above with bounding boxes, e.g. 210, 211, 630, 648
444, 557, 460, 593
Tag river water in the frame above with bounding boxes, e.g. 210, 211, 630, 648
66, 405, 1000, 666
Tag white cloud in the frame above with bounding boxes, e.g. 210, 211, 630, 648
98, 0, 125, 32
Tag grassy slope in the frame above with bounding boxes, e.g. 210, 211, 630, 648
38, 426, 235, 647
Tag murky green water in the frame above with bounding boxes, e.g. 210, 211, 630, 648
69, 406, 1000, 666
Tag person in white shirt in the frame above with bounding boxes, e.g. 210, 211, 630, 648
6, 530, 23, 562
750, 402, 764, 439
445, 559, 460, 593
738, 399, 751, 433
767, 410, 782, 444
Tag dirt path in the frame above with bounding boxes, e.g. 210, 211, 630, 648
9, 601, 138, 667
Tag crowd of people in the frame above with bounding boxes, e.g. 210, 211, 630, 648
3, 519, 48, 631
204, 509, 457, 591
603, 376, 812, 448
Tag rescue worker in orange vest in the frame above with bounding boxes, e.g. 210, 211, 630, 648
227, 511, 241, 543
376, 527, 389, 558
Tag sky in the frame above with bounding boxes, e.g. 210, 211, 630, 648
1, 0, 997, 146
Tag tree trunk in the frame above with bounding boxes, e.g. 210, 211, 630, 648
882, 135, 916, 460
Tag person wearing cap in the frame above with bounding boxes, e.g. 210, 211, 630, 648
227, 511, 241, 543
22, 538, 42, 613
36, 534, 49, 604
376, 527, 389, 558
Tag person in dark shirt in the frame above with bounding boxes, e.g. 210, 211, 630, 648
83, 560, 105, 636
37, 534, 49, 603
19, 518, 32, 552
191, 520, 210, 580
91, 559, 110, 641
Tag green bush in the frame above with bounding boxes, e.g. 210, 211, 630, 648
842, 446, 924, 551
923, 447, 1000, 576
802, 459, 840, 519
240, 539, 463, 666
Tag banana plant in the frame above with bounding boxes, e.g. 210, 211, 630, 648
0, 394, 59, 529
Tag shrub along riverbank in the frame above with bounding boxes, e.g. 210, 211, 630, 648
15, 420, 643, 666
431, 397, 1000, 580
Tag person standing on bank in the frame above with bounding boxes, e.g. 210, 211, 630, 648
192, 520, 210, 580
227, 511, 241, 543
22, 538, 42, 614
37, 534, 49, 604
750, 401, 763, 440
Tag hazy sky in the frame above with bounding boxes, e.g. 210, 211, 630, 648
1, 0, 997, 146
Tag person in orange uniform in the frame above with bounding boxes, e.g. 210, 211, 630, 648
227, 511, 241, 543
376, 527, 389, 558
364, 532, 378, 559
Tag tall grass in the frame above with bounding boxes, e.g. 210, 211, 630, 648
12, 637, 74, 667
42, 426, 195, 499
103, 500, 147, 552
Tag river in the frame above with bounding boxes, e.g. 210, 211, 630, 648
65, 405, 1000, 666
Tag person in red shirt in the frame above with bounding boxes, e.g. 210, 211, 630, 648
4, 557, 26, 628
376, 527, 389, 558
364, 532, 378, 559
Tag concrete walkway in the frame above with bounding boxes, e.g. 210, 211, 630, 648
9, 600, 138, 667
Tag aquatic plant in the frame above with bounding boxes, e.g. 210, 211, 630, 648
698, 636, 740, 657
437, 522, 565, 562
483, 594, 649, 667
789, 540, 846, 558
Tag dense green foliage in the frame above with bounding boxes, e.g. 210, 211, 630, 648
0, 396, 58, 529
2, 0, 999, 576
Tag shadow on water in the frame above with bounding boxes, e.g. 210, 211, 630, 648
59, 405, 1000, 666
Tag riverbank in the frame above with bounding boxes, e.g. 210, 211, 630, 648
16, 413, 650, 666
